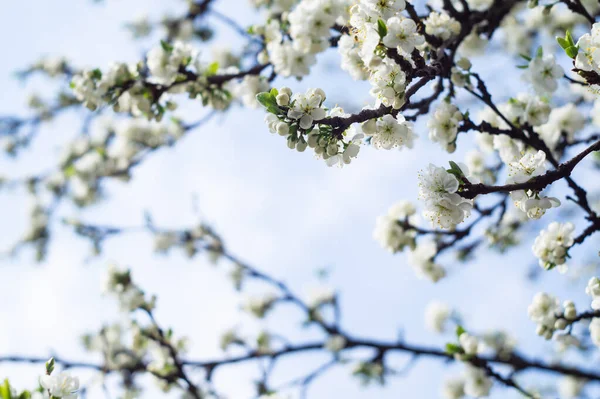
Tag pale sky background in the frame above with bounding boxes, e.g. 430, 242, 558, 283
1, 0, 600, 398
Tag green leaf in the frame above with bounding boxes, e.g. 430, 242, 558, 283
448, 161, 463, 175
46, 357, 55, 375
90, 68, 102, 80
256, 92, 281, 114
519, 53, 532, 62
556, 37, 569, 49
160, 40, 174, 53
565, 46, 579, 59
256, 92, 274, 108
536, 46, 543, 58
445, 343, 462, 355
456, 325, 466, 338
269, 88, 278, 97
18, 392, 31, 399
377, 19, 387, 39
566, 30, 575, 47
63, 164, 76, 178
206, 62, 219, 76
0, 380, 12, 399
516, 65, 529, 69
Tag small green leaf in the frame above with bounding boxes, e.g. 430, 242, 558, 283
45, 357, 55, 375
256, 92, 274, 108
160, 40, 174, 53
206, 62, 219, 76
64, 164, 76, 178
256, 92, 281, 114
566, 30, 575, 47
516, 65, 528, 69
536, 46, 543, 58
377, 19, 387, 39
519, 53, 532, 62
456, 325, 466, 338
556, 37, 569, 49
269, 88, 278, 97
445, 343, 462, 355
90, 68, 102, 80
18, 392, 31, 399
565, 46, 579, 59
448, 161, 463, 175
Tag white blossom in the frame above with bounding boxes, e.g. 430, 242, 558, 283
528, 292, 560, 340
586, 277, 600, 310
558, 376, 586, 398
382, 17, 424, 54
442, 376, 465, 399
425, 301, 451, 333
425, 12, 461, 41
532, 222, 574, 272
522, 53, 564, 95
147, 41, 194, 86
373, 200, 417, 253
428, 101, 463, 152
287, 88, 327, 129
40, 372, 79, 399
408, 239, 446, 282
418, 164, 473, 229
463, 366, 492, 397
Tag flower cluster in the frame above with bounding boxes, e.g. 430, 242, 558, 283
527, 292, 576, 340
242, 293, 278, 318
418, 164, 473, 229
574, 23, 600, 75
260, 87, 366, 166
373, 200, 417, 253
147, 41, 195, 86
532, 222, 575, 272
362, 114, 417, 150
506, 150, 560, 219
81, 323, 144, 371
442, 366, 493, 398
40, 359, 80, 399
535, 103, 585, 150
408, 239, 446, 282
103, 264, 155, 312
424, 301, 451, 333
503, 93, 550, 127
521, 49, 564, 95
427, 101, 463, 153
257, 0, 349, 78
586, 277, 600, 310
424, 12, 461, 41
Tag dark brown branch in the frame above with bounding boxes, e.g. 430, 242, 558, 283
459, 140, 600, 199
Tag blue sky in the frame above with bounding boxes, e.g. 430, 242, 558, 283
1, 0, 600, 398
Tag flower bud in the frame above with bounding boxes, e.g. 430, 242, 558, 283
276, 93, 290, 106
554, 319, 567, 330
276, 122, 289, 136
327, 143, 338, 156
307, 134, 318, 148
296, 140, 307, 152
457, 57, 472, 70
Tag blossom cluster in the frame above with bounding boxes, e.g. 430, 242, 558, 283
532, 222, 575, 272
527, 292, 577, 340
418, 163, 473, 229
260, 87, 367, 166
373, 200, 417, 253
104, 264, 155, 312
506, 150, 560, 219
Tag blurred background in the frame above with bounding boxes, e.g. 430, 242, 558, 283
1, 0, 599, 398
